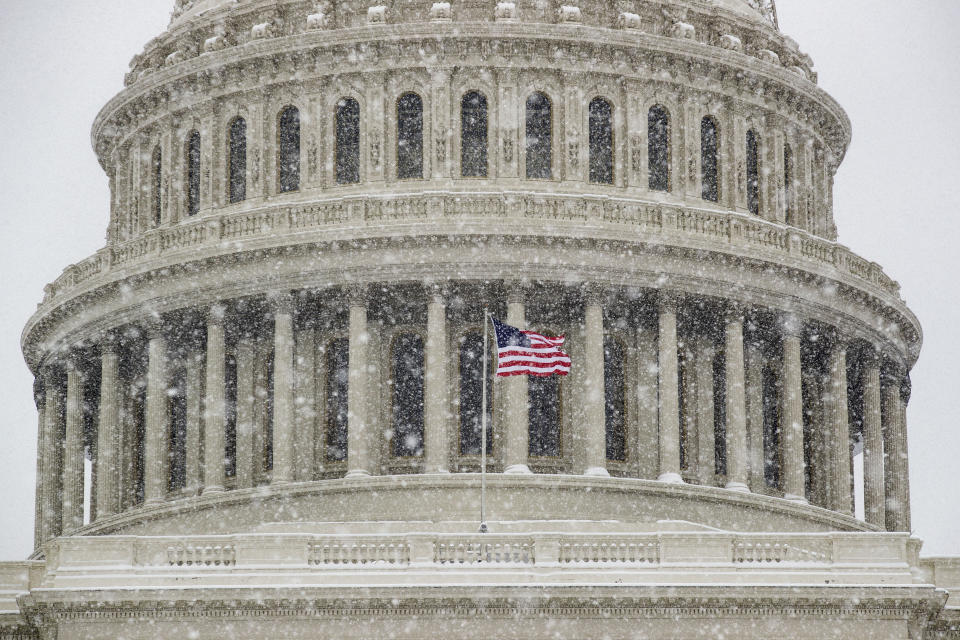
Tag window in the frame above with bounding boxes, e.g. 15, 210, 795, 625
784, 143, 794, 221
461, 91, 488, 177
589, 97, 614, 185
278, 106, 301, 192
701, 116, 720, 202
648, 105, 670, 192
746, 130, 760, 216
335, 98, 361, 184
151, 145, 162, 225
525, 92, 552, 179
325, 338, 349, 462
224, 354, 237, 478
604, 338, 626, 462
392, 333, 424, 457
529, 355, 561, 458
168, 365, 187, 492
228, 117, 247, 203
458, 331, 493, 456
186, 131, 201, 216
397, 93, 423, 179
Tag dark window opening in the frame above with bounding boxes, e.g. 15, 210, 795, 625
186, 131, 201, 216
746, 129, 760, 215
224, 354, 238, 478
228, 117, 247, 203
701, 116, 720, 202
325, 338, 349, 462
278, 106, 301, 192
392, 333, 424, 457
589, 97, 614, 185
525, 92, 552, 179
604, 338, 626, 462
762, 363, 781, 489
784, 143, 794, 221
336, 98, 361, 184
168, 366, 187, 492
648, 105, 670, 192
397, 93, 423, 180
713, 349, 727, 476
151, 145, 162, 225
459, 332, 493, 456
461, 91, 488, 178
529, 375, 561, 457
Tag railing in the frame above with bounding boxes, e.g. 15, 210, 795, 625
165, 543, 236, 567
732, 537, 832, 564
39, 194, 902, 306
559, 540, 659, 565
308, 541, 410, 566
434, 539, 535, 565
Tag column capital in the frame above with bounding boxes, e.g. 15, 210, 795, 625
881, 354, 907, 382
423, 282, 450, 304
345, 284, 369, 306
822, 326, 850, 350
205, 304, 227, 326
268, 291, 296, 315
98, 330, 122, 354
779, 313, 803, 338
581, 283, 606, 307
656, 289, 681, 312
860, 345, 881, 369
142, 314, 166, 340
505, 280, 529, 305
724, 302, 746, 324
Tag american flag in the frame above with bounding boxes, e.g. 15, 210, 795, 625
491, 317, 572, 377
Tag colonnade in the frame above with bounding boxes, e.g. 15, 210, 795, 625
32, 284, 912, 547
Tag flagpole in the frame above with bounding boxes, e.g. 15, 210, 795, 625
479, 307, 489, 534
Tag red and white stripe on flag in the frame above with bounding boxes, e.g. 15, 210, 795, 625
492, 317, 572, 377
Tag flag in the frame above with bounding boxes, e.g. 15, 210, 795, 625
491, 317, 571, 377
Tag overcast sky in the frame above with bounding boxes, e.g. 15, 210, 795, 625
0, 1, 958, 559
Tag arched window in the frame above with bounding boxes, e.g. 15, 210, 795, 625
701, 116, 720, 202
458, 331, 493, 456
784, 143, 794, 221
228, 117, 247, 203
647, 105, 670, 192
278, 106, 300, 192
392, 333, 424, 457
461, 91, 488, 178
397, 93, 423, 180
335, 97, 361, 184
604, 337, 626, 462
186, 131, 201, 216
151, 145, 162, 225
746, 129, 760, 216
325, 338, 349, 462
589, 97, 614, 185
525, 92, 552, 179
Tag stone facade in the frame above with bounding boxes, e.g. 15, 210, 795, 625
2, 0, 958, 638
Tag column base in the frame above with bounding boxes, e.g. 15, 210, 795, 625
425, 468, 451, 475
144, 497, 165, 506
345, 469, 371, 478
724, 481, 751, 493
202, 485, 225, 495
657, 472, 685, 484
784, 493, 809, 504
503, 464, 533, 475
583, 466, 610, 477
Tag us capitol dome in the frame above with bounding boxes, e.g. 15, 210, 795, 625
1, 0, 959, 638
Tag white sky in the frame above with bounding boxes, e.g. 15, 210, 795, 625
0, 1, 958, 559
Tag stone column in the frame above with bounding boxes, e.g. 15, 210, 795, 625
503, 286, 532, 474
827, 337, 853, 515
203, 306, 227, 493
657, 292, 683, 483
862, 349, 885, 527
32, 380, 45, 548
781, 316, 806, 502
424, 287, 450, 473
95, 338, 121, 519
898, 378, 913, 531
271, 293, 296, 484
144, 324, 169, 504
40, 366, 63, 541
883, 362, 910, 532
234, 335, 256, 489
724, 310, 749, 491
744, 338, 766, 493
583, 287, 609, 476
693, 335, 715, 485
62, 359, 85, 532
346, 287, 372, 477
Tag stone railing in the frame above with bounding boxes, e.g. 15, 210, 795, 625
38, 194, 902, 308
38, 531, 920, 585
